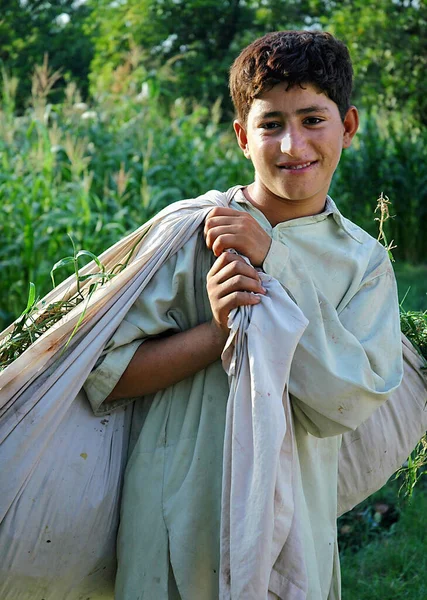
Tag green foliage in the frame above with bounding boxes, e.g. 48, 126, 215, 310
0, 233, 145, 372
400, 309, 427, 365
0, 68, 426, 330
331, 111, 427, 263
2, 0, 426, 130
394, 263, 427, 313
323, 0, 427, 127
0, 0, 94, 108
85, 0, 427, 127
86, 0, 255, 114
338, 476, 403, 555
340, 481, 427, 599
0, 77, 252, 328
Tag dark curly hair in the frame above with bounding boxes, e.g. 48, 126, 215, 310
229, 30, 353, 124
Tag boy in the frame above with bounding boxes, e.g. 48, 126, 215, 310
84, 31, 403, 599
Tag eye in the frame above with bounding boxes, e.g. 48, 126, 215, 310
260, 121, 280, 130
303, 117, 324, 126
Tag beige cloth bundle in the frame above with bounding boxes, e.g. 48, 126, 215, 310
0, 190, 229, 599
0, 188, 425, 599
338, 335, 427, 516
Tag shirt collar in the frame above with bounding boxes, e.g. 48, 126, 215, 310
231, 186, 363, 244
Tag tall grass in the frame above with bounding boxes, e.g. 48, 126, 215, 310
331, 111, 427, 264
0, 64, 253, 328
1, 60, 426, 329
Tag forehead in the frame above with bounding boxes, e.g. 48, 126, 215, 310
248, 82, 338, 120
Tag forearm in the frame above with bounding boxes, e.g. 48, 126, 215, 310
105, 320, 228, 402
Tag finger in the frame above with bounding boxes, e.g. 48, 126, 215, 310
216, 274, 266, 297
213, 258, 261, 287
204, 212, 251, 238
207, 207, 243, 219
204, 209, 247, 238
207, 253, 261, 288
211, 233, 247, 257
207, 251, 248, 279
205, 224, 244, 250
218, 291, 262, 316
204, 215, 244, 235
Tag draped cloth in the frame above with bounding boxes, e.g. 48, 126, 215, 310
0, 188, 426, 599
0, 190, 233, 599
220, 268, 308, 599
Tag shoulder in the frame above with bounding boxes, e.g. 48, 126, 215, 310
337, 213, 394, 282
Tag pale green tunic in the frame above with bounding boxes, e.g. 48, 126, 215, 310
84, 187, 402, 599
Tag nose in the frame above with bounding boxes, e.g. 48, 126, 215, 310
280, 126, 305, 156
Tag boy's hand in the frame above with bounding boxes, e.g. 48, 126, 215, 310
204, 207, 271, 267
206, 251, 266, 336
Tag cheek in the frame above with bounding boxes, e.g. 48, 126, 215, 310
247, 142, 268, 166
319, 136, 343, 167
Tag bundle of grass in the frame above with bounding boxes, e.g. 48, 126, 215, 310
374, 193, 427, 494
400, 309, 427, 366
0, 238, 142, 372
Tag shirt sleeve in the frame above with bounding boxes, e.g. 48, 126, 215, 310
84, 237, 200, 416
263, 238, 403, 438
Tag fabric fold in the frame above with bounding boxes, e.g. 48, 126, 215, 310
220, 271, 309, 599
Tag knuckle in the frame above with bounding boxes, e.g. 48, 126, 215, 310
233, 258, 243, 270
217, 252, 229, 266
226, 260, 237, 274
216, 248, 229, 262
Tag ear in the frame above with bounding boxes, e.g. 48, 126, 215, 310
342, 106, 359, 148
233, 120, 251, 159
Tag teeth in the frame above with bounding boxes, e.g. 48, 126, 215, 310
282, 162, 312, 170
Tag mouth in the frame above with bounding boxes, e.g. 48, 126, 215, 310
278, 161, 316, 171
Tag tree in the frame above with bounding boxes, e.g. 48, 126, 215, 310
0, 0, 94, 109
320, 0, 427, 125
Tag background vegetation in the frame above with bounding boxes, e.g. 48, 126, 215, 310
340, 475, 427, 599
1, 0, 426, 329
0, 1, 426, 596
1, 66, 426, 327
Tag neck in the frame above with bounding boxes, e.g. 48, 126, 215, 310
244, 183, 327, 227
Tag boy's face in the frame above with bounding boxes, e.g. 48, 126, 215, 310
233, 82, 358, 222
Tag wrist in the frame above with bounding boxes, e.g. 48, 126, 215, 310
253, 235, 272, 267
208, 318, 229, 352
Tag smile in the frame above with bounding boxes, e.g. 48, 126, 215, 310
279, 161, 315, 170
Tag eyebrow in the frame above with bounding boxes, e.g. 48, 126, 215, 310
258, 105, 331, 119
296, 105, 331, 115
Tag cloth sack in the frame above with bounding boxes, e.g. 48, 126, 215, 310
0, 188, 426, 599
0, 190, 231, 599
338, 334, 427, 516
